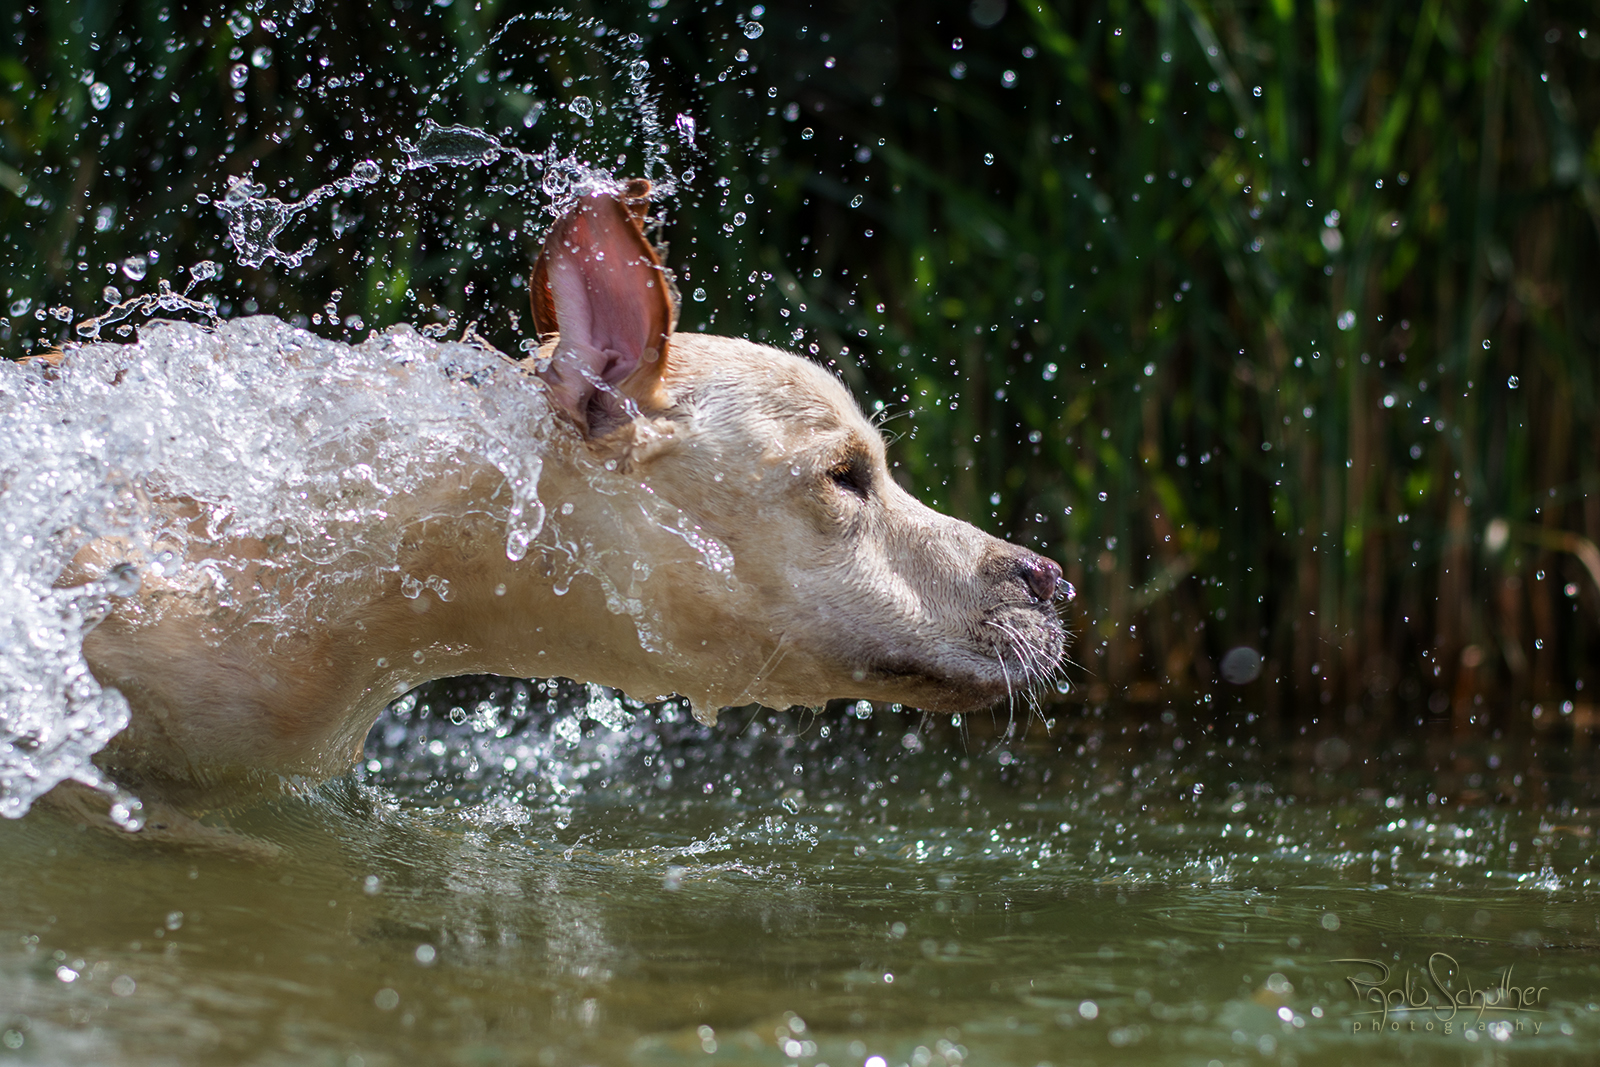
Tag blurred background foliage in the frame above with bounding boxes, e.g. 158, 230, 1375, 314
3, 0, 1599, 741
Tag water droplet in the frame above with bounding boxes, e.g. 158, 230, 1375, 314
102, 285, 122, 304
229, 63, 248, 89
743, 21, 764, 39
674, 112, 696, 146
629, 58, 649, 80
732, 211, 747, 225
1507, 375, 1519, 389
569, 95, 593, 121
189, 259, 219, 282
251, 46, 272, 69
692, 287, 707, 302
800, 127, 814, 141
1221, 647, 1263, 684
849, 194, 863, 208
89, 82, 111, 110
401, 121, 504, 171
228, 11, 252, 36
121, 256, 148, 281
8, 298, 30, 316
1336, 309, 1356, 331
983, 153, 994, 166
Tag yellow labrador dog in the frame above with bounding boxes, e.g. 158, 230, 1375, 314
49, 182, 1065, 826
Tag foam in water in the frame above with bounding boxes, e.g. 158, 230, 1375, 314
0, 317, 732, 820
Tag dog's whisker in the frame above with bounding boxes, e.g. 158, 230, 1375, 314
736, 632, 792, 706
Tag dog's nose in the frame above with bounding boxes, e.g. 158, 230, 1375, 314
1018, 554, 1063, 602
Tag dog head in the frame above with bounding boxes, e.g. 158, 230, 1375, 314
526, 185, 1067, 718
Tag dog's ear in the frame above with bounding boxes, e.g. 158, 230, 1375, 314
529, 181, 673, 437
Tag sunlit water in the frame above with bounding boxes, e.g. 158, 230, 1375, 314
2, 691, 1597, 1066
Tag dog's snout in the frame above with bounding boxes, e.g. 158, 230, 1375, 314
1017, 554, 1062, 602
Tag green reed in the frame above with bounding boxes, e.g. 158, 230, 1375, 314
3, 0, 1596, 733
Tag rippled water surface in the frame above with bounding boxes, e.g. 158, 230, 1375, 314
2, 692, 1597, 1066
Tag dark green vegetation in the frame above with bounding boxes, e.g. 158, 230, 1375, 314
3, 0, 1598, 733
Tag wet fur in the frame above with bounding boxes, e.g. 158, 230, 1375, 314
43, 185, 1067, 830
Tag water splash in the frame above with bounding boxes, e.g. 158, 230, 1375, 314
74, 276, 220, 341
426, 12, 532, 106
0, 559, 140, 824
209, 11, 683, 278
400, 122, 520, 171
1, 10, 719, 818
0, 315, 738, 819
0, 318, 551, 817
215, 160, 383, 269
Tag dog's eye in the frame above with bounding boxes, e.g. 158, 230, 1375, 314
827, 454, 872, 499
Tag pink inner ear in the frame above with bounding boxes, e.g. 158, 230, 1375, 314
537, 194, 671, 432
546, 230, 657, 387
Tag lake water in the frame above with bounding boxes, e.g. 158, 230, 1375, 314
2, 686, 1596, 1066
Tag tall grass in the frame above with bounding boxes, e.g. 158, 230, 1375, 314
2, 0, 1596, 734
685, 0, 1600, 739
